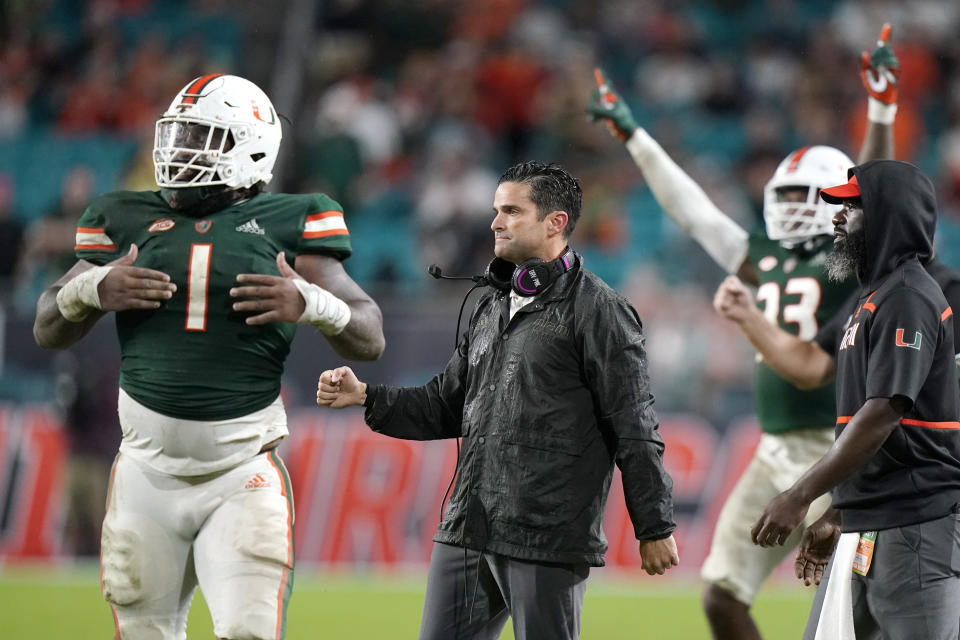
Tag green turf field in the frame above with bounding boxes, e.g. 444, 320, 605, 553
0, 566, 814, 638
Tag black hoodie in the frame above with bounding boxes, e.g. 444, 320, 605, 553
830, 160, 960, 532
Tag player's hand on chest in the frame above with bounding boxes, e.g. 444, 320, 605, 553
133, 214, 301, 328
139, 215, 285, 291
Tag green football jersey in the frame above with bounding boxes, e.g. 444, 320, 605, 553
747, 234, 855, 434
75, 190, 352, 421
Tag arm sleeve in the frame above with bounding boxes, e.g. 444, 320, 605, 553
625, 128, 749, 274
363, 332, 468, 440
74, 199, 121, 265
939, 280, 960, 355
865, 289, 940, 404
583, 296, 676, 540
814, 291, 859, 355
298, 194, 352, 261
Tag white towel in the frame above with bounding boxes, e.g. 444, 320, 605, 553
814, 532, 858, 640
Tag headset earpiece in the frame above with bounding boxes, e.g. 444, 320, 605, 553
485, 258, 515, 292
512, 258, 549, 295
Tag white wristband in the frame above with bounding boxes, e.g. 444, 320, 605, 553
292, 278, 351, 336
56, 266, 113, 322
867, 97, 897, 125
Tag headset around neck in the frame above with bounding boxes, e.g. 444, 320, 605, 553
485, 247, 576, 297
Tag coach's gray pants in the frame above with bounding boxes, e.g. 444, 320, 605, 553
803, 510, 960, 640
418, 542, 590, 640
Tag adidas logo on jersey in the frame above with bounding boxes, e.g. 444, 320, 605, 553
244, 473, 271, 489
236, 218, 265, 235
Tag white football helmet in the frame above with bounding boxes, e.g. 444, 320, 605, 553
763, 145, 853, 244
154, 74, 281, 189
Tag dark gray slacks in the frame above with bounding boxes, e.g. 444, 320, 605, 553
804, 510, 960, 640
419, 542, 590, 640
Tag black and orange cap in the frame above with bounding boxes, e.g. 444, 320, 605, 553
820, 174, 860, 204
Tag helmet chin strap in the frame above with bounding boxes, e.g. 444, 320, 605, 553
160, 183, 262, 216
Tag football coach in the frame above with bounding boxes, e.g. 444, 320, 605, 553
317, 161, 678, 640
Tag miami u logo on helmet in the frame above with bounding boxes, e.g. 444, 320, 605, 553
251, 100, 276, 124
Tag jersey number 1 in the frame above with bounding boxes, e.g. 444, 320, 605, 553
186, 244, 212, 331
756, 277, 821, 340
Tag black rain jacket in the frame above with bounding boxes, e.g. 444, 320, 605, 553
363, 255, 676, 566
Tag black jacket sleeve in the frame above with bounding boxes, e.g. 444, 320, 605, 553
583, 296, 676, 540
363, 334, 468, 440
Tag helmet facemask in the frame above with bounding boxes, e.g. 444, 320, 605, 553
154, 120, 239, 186
763, 183, 837, 244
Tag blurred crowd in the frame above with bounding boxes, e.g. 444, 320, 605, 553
2, 0, 960, 552
4, 0, 960, 394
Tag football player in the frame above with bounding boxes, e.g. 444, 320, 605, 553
587, 25, 900, 640
33, 74, 385, 640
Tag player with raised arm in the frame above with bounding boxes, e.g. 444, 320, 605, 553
33, 74, 385, 640
587, 25, 900, 640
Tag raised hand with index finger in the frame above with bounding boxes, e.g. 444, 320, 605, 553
860, 23, 900, 107
586, 68, 639, 142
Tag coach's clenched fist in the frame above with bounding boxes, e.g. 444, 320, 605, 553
317, 365, 367, 408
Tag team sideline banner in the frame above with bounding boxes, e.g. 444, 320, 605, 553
0, 404, 769, 576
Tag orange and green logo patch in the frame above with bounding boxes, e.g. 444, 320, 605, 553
895, 328, 921, 350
